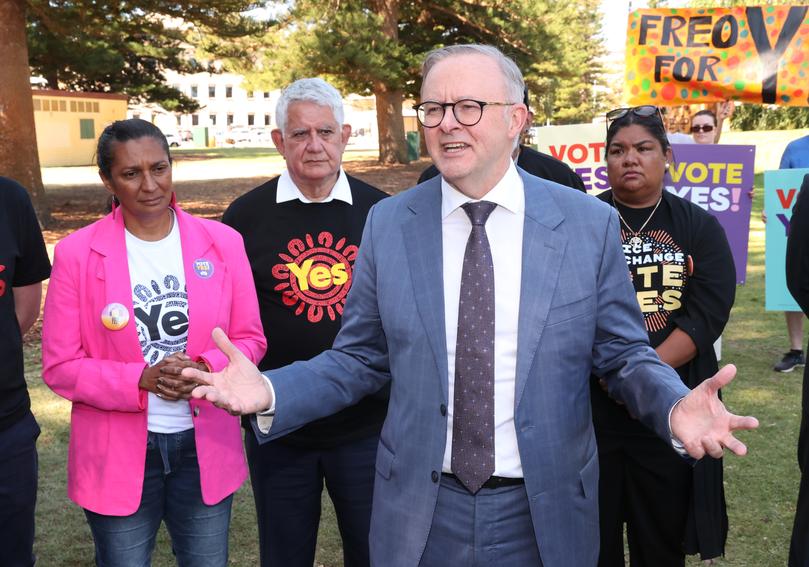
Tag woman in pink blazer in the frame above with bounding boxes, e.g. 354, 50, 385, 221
42, 119, 266, 566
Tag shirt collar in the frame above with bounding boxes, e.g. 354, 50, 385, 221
276, 168, 353, 204
440, 160, 524, 220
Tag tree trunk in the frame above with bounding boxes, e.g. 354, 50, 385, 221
371, 0, 408, 164
374, 85, 409, 164
0, 0, 51, 225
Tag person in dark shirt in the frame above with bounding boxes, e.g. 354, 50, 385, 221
222, 78, 388, 567
592, 106, 736, 566
417, 87, 586, 191
786, 174, 809, 567
0, 177, 51, 567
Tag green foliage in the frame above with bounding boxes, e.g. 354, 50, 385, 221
206, 0, 606, 124
731, 105, 809, 131
26, 1, 263, 113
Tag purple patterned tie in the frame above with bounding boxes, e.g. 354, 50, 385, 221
451, 201, 497, 494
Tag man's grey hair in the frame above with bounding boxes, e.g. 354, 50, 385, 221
275, 78, 344, 131
420, 44, 525, 104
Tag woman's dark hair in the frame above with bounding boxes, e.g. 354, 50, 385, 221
606, 110, 670, 155
97, 118, 171, 178
691, 109, 717, 126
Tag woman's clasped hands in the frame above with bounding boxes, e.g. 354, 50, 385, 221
139, 352, 207, 401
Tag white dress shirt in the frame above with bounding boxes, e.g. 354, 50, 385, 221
276, 168, 353, 204
440, 162, 525, 478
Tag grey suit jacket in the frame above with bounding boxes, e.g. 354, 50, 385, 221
262, 170, 690, 567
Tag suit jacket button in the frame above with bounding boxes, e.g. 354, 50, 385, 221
193, 406, 200, 417
431, 471, 439, 483
440, 404, 447, 416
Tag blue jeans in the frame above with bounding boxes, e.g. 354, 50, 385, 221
84, 429, 232, 567
0, 411, 39, 567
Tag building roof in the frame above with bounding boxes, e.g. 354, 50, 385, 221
31, 89, 128, 101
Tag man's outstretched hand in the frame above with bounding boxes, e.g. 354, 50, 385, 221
182, 328, 273, 415
670, 364, 759, 459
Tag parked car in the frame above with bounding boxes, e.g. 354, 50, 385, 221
164, 133, 181, 147
230, 128, 252, 143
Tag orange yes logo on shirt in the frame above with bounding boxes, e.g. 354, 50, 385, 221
272, 231, 358, 323
286, 259, 348, 291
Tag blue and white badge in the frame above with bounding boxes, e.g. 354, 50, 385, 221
193, 258, 214, 279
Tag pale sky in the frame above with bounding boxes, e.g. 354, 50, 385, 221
600, 0, 689, 55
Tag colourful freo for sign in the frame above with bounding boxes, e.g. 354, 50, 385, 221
624, 5, 809, 106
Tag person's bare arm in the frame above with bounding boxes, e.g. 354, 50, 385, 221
14, 282, 43, 335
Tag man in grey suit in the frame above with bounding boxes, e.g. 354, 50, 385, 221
185, 45, 758, 566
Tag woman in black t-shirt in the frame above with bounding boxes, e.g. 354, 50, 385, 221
592, 106, 736, 567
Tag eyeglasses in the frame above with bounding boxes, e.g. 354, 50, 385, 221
606, 105, 664, 128
413, 99, 517, 128
690, 124, 715, 133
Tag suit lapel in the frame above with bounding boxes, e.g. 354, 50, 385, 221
515, 171, 567, 408
90, 208, 145, 361
402, 181, 449, 401
175, 207, 222, 358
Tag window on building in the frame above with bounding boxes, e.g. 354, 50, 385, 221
211, 114, 217, 126
264, 114, 271, 126
226, 86, 233, 98
79, 119, 95, 139
209, 85, 215, 98
247, 114, 255, 126
191, 85, 198, 98
78, 101, 85, 112
59, 100, 67, 111
227, 113, 234, 125
247, 90, 253, 98
43, 100, 50, 111
192, 114, 199, 126
263, 92, 270, 99
93, 102, 99, 112
70, 101, 76, 112
33, 99, 41, 111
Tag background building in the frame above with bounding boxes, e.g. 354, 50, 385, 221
32, 90, 128, 167
130, 71, 380, 149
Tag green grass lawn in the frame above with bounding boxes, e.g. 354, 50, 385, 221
27, 172, 804, 565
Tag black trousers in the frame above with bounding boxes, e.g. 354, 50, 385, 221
245, 430, 378, 567
0, 411, 39, 567
596, 432, 691, 567
790, 365, 809, 566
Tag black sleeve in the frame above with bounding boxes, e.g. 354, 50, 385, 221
670, 211, 736, 354
9, 180, 51, 286
417, 164, 440, 184
565, 169, 587, 192
221, 200, 237, 228
562, 168, 587, 193
787, 174, 809, 315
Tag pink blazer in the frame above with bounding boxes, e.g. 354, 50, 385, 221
42, 203, 266, 515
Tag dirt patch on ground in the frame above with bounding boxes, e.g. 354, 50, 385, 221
42, 158, 431, 244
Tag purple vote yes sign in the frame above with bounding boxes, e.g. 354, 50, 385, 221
665, 144, 755, 284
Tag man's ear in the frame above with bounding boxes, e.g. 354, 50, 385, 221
341, 124, 351, 145
509, 104, 529, 139
271, 129, 286, 156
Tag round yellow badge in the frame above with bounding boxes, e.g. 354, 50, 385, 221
101, 302, 129, 331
